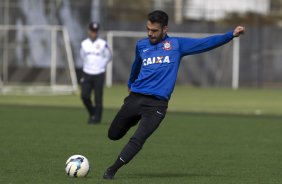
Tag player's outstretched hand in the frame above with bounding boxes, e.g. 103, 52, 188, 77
233, 26, 245, 37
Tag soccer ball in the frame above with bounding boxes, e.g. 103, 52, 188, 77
65, 155, 90, 177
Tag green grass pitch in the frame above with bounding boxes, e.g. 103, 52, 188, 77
0, 86, 282, 184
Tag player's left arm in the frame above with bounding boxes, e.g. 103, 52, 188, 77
103, 43, 112, 63
179, 26, 245, 56
233, 26, 245, 37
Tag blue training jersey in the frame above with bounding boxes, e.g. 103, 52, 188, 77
128, 31, 234, 101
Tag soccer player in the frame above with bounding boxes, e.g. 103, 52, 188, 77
80, 22, 112, 124
103, 10, 245, 179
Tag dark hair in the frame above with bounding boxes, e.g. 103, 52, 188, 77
147, 10, 169, 27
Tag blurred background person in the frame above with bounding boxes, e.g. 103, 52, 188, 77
80, 22, 112, 124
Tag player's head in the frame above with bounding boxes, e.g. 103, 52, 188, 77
147, 10, 169, 44
88, 21, 99, 40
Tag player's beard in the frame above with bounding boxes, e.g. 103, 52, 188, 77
149, 32, 165, 44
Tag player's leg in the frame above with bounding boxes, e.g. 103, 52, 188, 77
103, 94, 141, 180
92, 73, 105, 123
108, 94, 141, 140
119, 105, 167, 162
104, 102, 167, 179
80, 73, 95, 123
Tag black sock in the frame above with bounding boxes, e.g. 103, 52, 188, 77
108, 138, 143, 174
119, 138, 142, 163
108, 157, 125, 172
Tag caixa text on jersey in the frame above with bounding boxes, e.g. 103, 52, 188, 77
142, 56, 170, 66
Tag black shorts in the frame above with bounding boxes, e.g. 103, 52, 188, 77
108, 92, 168, 144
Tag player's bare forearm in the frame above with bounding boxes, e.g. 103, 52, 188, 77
233, 26, 245, 37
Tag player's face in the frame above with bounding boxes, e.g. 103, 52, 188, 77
146, 21, 167, 44
88, 30, 98, 40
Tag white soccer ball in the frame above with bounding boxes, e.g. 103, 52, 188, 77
65, 155, 90, 177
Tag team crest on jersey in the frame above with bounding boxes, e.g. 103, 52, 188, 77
163, 41, 172, 50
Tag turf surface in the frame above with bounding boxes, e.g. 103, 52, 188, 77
1, 86, 282, 115
1, 105, 282, 183
1, 86, 282, 183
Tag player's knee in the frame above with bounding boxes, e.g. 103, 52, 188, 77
108, 129, 123, 140
108, 133, 121, 140
107, 130, 116, 140
81, 95, 90, 102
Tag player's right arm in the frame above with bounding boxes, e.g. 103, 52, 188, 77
128, 44, 142, 90
80, 42, 86, 60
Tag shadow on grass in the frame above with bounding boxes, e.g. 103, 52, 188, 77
127, 172, 228, 179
